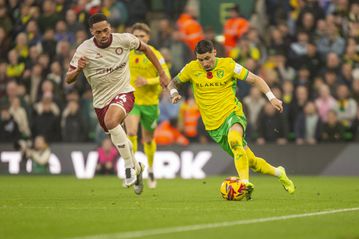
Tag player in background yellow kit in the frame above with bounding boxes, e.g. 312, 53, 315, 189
167, 40, 295, 199
125, 23, 171, 188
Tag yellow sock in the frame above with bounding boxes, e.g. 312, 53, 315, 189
128, 135, 138, 153
228, 130, 249, 181
246, 147, 276, 176
144, 140, 156, 170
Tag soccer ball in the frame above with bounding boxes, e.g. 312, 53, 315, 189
220, 176, 247, 201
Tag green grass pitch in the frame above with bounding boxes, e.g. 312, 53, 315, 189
1, 175, 359, 239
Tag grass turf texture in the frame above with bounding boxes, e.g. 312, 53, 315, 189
1, 176, 359, 239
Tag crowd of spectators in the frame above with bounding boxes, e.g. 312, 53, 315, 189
0, 0, 359, 147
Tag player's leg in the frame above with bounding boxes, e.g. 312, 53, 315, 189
228, 123, 249, 183
105, 104, 141, 187
125, 105, 141, 153
140, 105, 159, 188
246, 146, 295, 194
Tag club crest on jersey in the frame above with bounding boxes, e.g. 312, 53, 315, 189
216, 70, 224, 78
115, 47, 123, 55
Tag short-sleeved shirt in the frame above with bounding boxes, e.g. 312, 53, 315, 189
70, 33, 140, 108
176, 57, 249, 131
129, 45, 170, 105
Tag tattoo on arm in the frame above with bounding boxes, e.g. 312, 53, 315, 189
167, 76, 182, 91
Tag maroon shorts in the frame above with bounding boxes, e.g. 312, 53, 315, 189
95, 92, 135, 132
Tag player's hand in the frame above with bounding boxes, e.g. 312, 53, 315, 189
77, 56, 87, 71
159, 71, 170, 88
135, 76, 147, 87
170, 91, 182, 104
270, 98, 283, 113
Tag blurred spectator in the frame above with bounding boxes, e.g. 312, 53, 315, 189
273, 53, 296, 82
37, 0, 61, 33
47, 61, 63, 88
178, 88, 200, 142
320, 110, 345, 142
9, 96, 30, 139
243, 87, 266, 140
96, 137, 117, 175
288, 85, 309, 138
176, 5, 204, 51
334, 84, 358, 128
352, 76, 359, 104
295, 66, 311, 88
223, 4, 250, 54
204, 26, 225, 58
41, 29, 57, 60
6, 49, 25, 80
0, 0, 13, 34
0, 62, 10, 99
155, 18, 173, 49
22, 135, 51, 174
315, 84, 336, 122
282, 80, 294, 107
257, 102, 288, 145
289, 31, 310, 64
54, 20, 75, 44
159, 90, 180, 123
297, 11, 317, 34
340, 62, 354, 86
126, 0, 147, 25
295, 101, 322, 145
154, 120, 189, 146
65, 9, 85, 35
32, 92, 61, 142
61, 99, 87, 142
0, 104, 20, 143
323, 70, 339, 95
14, 32, 29, 61
101, 0, 128, 30
165, 30, 192, 76
316, 24, 345, 59
0, 26, 10, 62
25, 20, 42, 47
230, 37, 260, 66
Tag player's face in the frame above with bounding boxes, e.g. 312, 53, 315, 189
133, 29, 149, 44
90, 21, 112, 46
196, 49, 217, 71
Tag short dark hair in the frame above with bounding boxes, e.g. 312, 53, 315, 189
194, 40, 214, 54
88, 13, 108, 28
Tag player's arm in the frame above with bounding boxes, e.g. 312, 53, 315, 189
167, 76, 183, 104
138, 41, 170, 88
245, 71, 283, 112
65, 56, 87, 84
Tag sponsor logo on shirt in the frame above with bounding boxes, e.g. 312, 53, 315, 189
95, 62, 127, 75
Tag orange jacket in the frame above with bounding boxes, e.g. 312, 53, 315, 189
179, 100, 200, 138
177, 13, 204, 51
224, 17, 249, 52
154, 121, 189, 146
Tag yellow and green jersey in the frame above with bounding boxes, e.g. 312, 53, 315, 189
177, 57, 249, 130
129, 45, 170, 105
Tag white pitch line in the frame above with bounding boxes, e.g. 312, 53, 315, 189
71, 207, 359, 239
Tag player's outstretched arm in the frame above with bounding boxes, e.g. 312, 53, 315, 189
245, 71, 283, 112
65, 56, 87, 84
167, 76, 182, 104
138, 41, 170, 88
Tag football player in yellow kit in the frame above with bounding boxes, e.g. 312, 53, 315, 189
125, 23, 171, 188
167, 40, 295, 199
